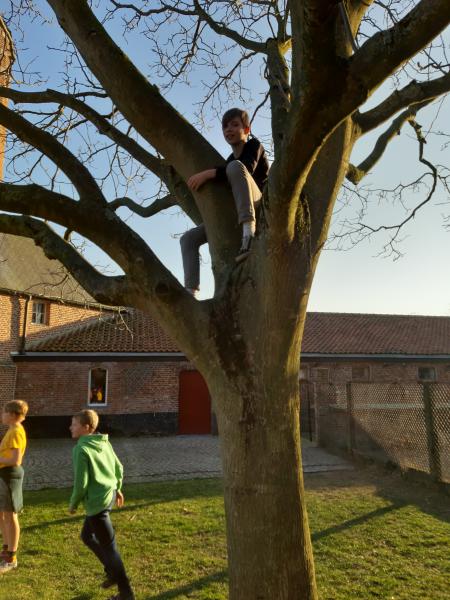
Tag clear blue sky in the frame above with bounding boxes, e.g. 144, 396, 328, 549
4, 7, 450, 315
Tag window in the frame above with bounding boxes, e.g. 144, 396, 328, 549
88, 368, 108, 405
31, 301, 48, 325
418, 367, 436, 382
352, 366, 370, 381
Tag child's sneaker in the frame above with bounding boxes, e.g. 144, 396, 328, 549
235, 236, 253, 264
0, 559, 18, 574
107, 593, 135, 600
101, 575, 116, 589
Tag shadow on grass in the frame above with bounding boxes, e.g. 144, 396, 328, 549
21, 497, 184, 533
145, 570, 228, 600
306, 462, 450, 526
24, 478, 223, 508
312, 502, 405, 542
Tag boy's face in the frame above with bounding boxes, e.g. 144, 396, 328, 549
70, 417, 91, 439
222, 117, 250, 146
2, 411, 22, 426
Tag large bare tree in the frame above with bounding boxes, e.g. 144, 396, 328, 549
1, 2, 450, 597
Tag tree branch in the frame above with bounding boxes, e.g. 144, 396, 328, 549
0, 85, 202, 223
345, 118, 439, 257
192, 0, 266, 53
0, 214, 131, 305
0, 101, 106, 205
354, 70, 450, 133
266, 39, 291, 156
46, 0, 237, 285
0, 178, 208, 304
47, 0, 223, 177
109, 193, 177, 218
268, 0, 450, 243
0, 86, 164, 174
347, 100, 432, 184
349, 0, 450, 100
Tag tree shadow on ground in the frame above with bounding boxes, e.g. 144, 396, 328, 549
311, 501, 406, 542
144, 570, 228, 600
305, 462, 450, 527
24, 478, 223, 508
21, 497, 185, 533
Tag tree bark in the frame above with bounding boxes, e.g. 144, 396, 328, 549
209, 371, 317, 599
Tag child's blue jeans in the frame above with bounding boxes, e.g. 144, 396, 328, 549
81, 505, 133, 597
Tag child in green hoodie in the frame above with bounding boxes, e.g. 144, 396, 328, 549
69, 410, 135, 600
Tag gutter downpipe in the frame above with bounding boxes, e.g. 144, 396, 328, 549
19, 295, 31, 355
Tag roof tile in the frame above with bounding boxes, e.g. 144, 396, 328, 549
25, 310, 450, 356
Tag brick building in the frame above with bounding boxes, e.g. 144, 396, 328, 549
0, 233, 114, 433
0, 234, 210, 438
4, 273, 450, 439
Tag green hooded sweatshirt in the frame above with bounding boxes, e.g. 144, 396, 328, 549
69, 433, 123, 516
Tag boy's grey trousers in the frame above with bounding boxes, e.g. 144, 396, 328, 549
180, 160, 262, 290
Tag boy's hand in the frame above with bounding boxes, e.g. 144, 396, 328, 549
116, 490, 124, 508
187, 169, 216, 191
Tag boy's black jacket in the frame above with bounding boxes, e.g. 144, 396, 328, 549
215, 137, 269, 192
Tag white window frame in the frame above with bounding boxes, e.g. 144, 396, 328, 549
31, 301, 48, 325
87, 368, 108, 407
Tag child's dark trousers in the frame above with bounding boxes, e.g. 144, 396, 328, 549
81, 508, 133, 598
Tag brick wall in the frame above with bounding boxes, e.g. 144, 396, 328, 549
302, 360, 450, 384
0, 294, 21, 360
15, 360, 191, 416
309, 360, 450, 459
25, 298, 104, 342
0, 292, 105, 417
301, 359, 450, 446
0, 292, 104, 358
15, 359, 196, 437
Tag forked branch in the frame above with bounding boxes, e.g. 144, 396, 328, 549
0, 213, 132, 305
347, 100, 432, 184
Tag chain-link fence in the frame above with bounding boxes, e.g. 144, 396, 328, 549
314, 382, 450, 483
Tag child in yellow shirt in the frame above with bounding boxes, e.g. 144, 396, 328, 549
0, 400, 28, 574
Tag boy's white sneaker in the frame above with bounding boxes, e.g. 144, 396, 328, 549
0, 559, 18, 574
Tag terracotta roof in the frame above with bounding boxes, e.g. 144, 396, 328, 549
302, 312, 450, 356
23, 310, 450, 356
0, 234, 95, 304
25, 309, 179, 353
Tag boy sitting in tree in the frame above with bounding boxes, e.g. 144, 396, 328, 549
180, 107, 269, 296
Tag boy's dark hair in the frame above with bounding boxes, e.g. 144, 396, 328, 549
3, 400, 29, 417
222, 108, 250, 130
74, 409, 99, 431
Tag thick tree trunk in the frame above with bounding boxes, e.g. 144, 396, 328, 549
210, 374, 318, 599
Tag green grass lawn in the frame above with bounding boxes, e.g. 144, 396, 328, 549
2, 468, 449, 599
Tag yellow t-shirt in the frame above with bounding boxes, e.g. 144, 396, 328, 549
0, 424, 27, 468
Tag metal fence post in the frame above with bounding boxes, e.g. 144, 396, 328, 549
312, 383, 319, 445
423, 383, 442, 482
346, 382, 355, 454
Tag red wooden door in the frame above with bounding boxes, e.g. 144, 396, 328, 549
178, 370, 211, 434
